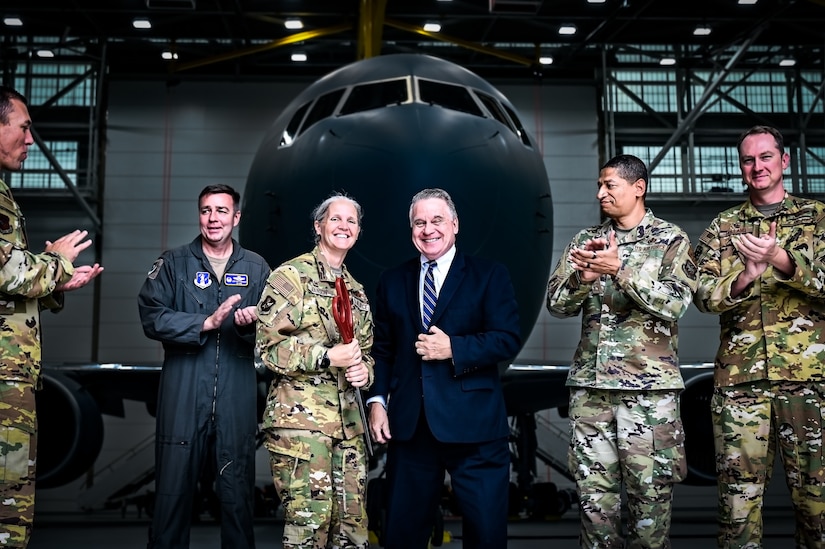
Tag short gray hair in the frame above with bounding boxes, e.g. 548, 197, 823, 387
408, 188, 458, 226
311, 192, 363, 244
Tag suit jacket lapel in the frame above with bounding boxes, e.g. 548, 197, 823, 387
405, 259, 422, 330
429, 250, 465, 328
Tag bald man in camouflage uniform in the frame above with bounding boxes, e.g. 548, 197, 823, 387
256, 194, 373, 549
547, 154, 697, 549
0, 86, 102, 547
694, 126, 825, 549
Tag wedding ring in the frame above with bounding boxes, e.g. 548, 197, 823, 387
592, 251, 597, 259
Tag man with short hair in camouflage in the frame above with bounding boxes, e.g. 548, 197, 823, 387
547, 154, 697, 549
0, 85, 103, 547
256, 192, 373, 549
693, 125, 825, 549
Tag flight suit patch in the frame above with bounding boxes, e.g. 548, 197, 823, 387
194, 272, 212, 289
147, 259, 163, 280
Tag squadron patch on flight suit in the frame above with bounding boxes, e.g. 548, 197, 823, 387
224, 273, 248, 286
194, 271, 212, 289
147, 259, 163, 280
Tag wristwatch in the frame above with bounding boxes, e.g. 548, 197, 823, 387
319, 350, 330, 369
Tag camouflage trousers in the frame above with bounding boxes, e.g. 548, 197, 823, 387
266, 428, 368, 549
568, 387, 687, 549
0, 382, 36, 548
712, 380, 825, 549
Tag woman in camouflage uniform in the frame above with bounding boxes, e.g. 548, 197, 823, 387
256, 193, 373, 549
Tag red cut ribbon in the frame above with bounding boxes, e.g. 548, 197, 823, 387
332, 276, 354, 343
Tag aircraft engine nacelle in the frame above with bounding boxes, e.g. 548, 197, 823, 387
680, 369, 716, 485
35, 371, 105, 489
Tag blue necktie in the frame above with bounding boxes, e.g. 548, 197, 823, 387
422, 260, 437, 329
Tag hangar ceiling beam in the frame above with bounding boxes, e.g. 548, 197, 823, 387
357, 0, 388, 60
172, 23, 353, 72
648, 27, 763, 173
384, 19, 535, 67
30, 128, 101, 231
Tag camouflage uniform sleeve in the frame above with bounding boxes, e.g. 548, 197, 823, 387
774, 207, 825, 298
352, 291, 375, 389
546, 236, 594, 318
693, 216, 753, 314
0, 240, 74, 302
256, 265, 326, 376
613, 231, 698, 322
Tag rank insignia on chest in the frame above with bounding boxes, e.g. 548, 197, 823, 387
224, 273, 248, 286
194, 271, 212, 289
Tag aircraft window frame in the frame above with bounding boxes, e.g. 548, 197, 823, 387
339, 77, 412, 116
474, 90, 529, 145
500, 103, 533, 147
279, 100, 311, 148
415, 78, 485, 118
300, 88, 346, 135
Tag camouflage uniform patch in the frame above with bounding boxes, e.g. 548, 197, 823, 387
695, 195, 825, 548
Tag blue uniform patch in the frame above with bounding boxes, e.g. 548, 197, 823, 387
194, 271, 212, 289
225, 273, 248, 286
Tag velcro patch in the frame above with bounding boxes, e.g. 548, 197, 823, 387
147, 259, 163, 280
224, 273, 248, 286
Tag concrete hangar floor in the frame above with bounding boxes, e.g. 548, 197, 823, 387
28, 483, 797, 548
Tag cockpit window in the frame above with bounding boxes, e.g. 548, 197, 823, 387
476, 91, 517, 132
501, 103, 532, 147
280, 100, 311, 147
301, 89, 346, 134
417, 79, 484, 117
340, 78, 409, 115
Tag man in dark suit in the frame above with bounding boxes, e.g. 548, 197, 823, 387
367, 188, 521, 549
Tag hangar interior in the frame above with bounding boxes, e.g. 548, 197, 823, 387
0, 1, 821, 546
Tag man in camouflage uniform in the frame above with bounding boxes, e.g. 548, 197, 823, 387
256, 193, 373, 549
693, 125, 825, 549
0, 86, 103, 547
547, 154, 697, 549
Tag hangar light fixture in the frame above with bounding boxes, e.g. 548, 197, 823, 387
133, 18, 152, 29
291, 52, 308, 62
558, 25, 577, 35
36, 49, 55, 58
539, 56, 553, 65
161, 51, 179, 60
3, 17, 23, 27
660, 57, 677, 66
423, 22, 442, 32
779, 58, 796, 67
587, 0, 606, 3
738, 0, 758, 4
694, 26, 712, 36
284, 18, 304, 30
